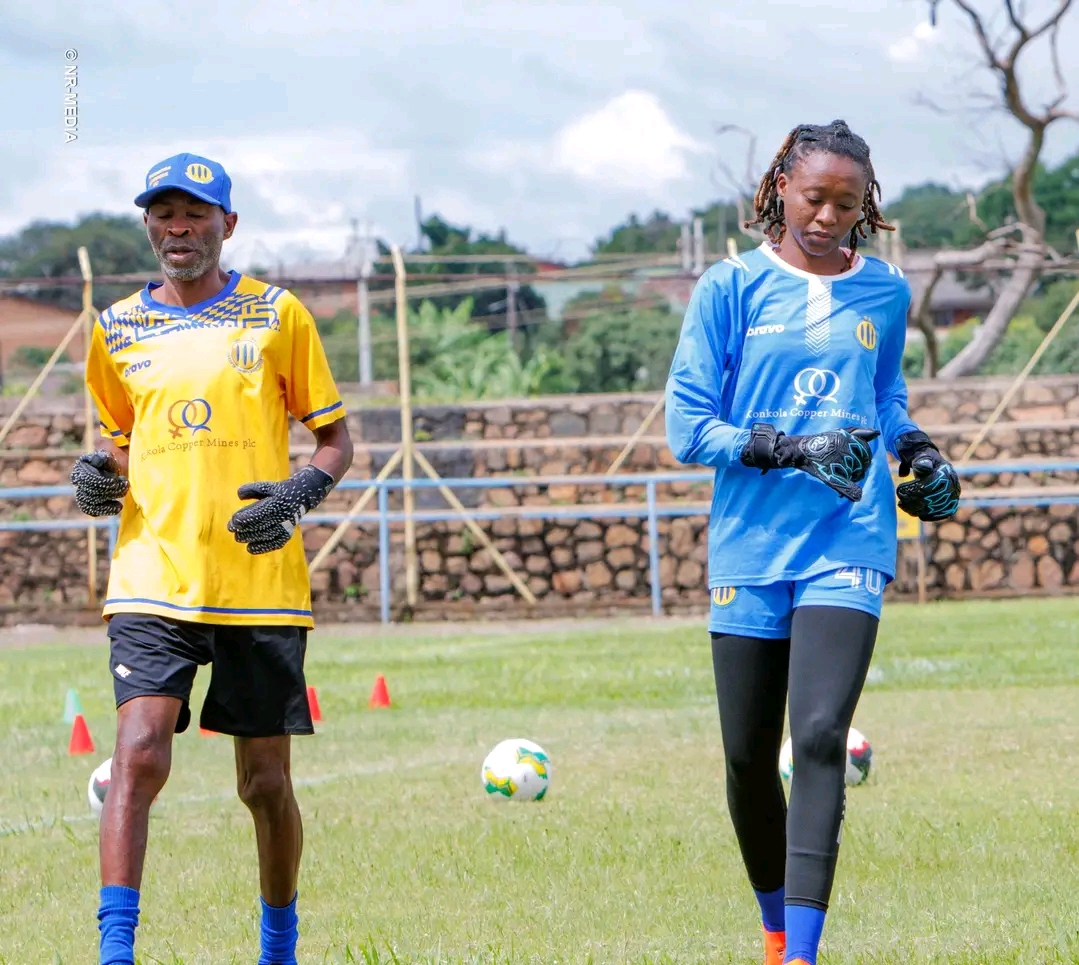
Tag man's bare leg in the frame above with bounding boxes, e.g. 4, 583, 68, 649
236, 735, 303, 964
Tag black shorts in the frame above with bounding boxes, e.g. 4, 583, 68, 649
106, 613, 314, 738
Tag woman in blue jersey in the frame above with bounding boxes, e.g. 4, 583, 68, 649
665, 120, 960, 965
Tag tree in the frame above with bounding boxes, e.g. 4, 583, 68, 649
0, 213, 159, 310
411, 215, 547, 326
922, 0, 1078, 378
558, 287, 683, 393
594, 203, 757, 257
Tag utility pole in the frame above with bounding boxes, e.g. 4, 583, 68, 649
349, 219, 376, 386
680, 223, 691, 273
505, 260, 519, 347
693, 217, 705, 276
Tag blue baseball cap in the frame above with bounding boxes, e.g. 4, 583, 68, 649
134, 153, 233, 212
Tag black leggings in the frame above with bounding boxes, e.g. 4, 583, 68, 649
711, 605, 878, 909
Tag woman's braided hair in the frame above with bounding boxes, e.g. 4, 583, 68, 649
747, 120, 893, 264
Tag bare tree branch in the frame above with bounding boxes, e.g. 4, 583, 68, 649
966, 192, 987, 229
1003, 0, 1028, 38
1049, 19, 1067, 102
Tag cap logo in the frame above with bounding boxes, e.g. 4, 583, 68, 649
185, 163, 214, 184
147, 166, 171, 187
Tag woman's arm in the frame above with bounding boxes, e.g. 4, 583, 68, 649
665, 272, 750, 467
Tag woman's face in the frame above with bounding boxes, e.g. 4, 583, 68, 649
776, 151, 867, 261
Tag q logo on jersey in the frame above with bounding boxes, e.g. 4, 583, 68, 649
185, 163, 214, 184
712, 587, 737, 607
793, 367, 841, 406
167, 399, 212, 438
228, 338, 263, 374
856, 318, 877, 351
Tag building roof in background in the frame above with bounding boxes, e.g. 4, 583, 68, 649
899, 249, 999, 313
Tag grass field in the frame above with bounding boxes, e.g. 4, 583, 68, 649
2, 598, 1079, 965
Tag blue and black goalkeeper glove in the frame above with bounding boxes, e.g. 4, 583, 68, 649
740, 423, 880, 502
70, 450, 129, 517
895, 431, 960, 521
227, 464, 336, 555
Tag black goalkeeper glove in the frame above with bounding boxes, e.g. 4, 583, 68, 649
227, 464, 336, 555
895, 430, 960, 521
70, 450, 129, 517
740, 422, 880, 502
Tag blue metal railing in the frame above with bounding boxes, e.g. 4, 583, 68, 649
1, 461, 1078, 622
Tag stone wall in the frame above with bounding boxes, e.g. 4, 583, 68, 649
1, 375, 1078, 625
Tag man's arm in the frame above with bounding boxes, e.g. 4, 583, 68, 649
308, 417, 353, 484
104, 439, 130, 476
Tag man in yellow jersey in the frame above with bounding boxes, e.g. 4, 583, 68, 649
70, 153, 353, 965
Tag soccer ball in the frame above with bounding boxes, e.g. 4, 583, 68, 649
481, 739, 551, 801
88, 757, 112, 816
779, 728, 873, 787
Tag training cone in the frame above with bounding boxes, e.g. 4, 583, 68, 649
68, 714, 94, 755
307, 686, 322, 723
62, 688, 83, 724
199, 727, 216, 737
369, 674, 391, 709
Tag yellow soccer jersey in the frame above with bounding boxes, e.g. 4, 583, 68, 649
86, 271, 345, 628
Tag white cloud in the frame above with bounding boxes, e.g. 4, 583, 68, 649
888, 20, 939, 62
552, 90, 704, 188
468, 90, 704, 195
0, 134, 410, 266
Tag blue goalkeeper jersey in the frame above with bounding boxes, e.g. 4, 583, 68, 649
665, 243, 921, 586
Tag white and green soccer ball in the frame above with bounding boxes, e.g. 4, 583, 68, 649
779, 727, 873, 787
481, 739, 551, 801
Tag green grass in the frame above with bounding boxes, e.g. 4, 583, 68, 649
2, 599, 1079, 964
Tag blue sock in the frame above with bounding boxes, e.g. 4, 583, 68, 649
784, 903, 826, 964
259, 893, 299, 965
754, 886, 786, 933
98, 885, 140, 965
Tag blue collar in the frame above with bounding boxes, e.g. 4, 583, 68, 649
141, 269, 241, 315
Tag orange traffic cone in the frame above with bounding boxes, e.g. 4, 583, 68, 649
68, 714, 94, 755
307, 686, 322, 723
369, 674, 391, 709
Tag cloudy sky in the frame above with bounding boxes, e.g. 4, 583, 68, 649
4, 0, 1078, 266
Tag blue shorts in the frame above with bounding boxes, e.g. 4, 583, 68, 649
708, 566, 886, 639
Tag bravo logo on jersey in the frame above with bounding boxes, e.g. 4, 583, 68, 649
746, 324, 785, 337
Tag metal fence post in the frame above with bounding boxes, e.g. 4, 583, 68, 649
378, 482, 390, 625
107, 518, 118, 559
646, 480, 661, 617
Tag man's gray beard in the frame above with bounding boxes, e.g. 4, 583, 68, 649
151, 234, 224, 282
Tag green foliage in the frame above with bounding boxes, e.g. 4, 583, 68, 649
880, 183, 984, 250
902, 338, 926, 381
594, 202, 757, 256
884, 151, 1079, 251
0, 213, 159, 310
412, 215, 547, 321
8, 346, 70, 370
1026, 278, 1079, 375
319, 299, 562, 400
558, 287, 682, 393
316, 310, 399, 384
407, 298, 562, 401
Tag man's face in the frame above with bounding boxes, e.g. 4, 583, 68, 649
144, 190, 238, 282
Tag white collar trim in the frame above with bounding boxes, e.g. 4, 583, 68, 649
759, 242, 866, 282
